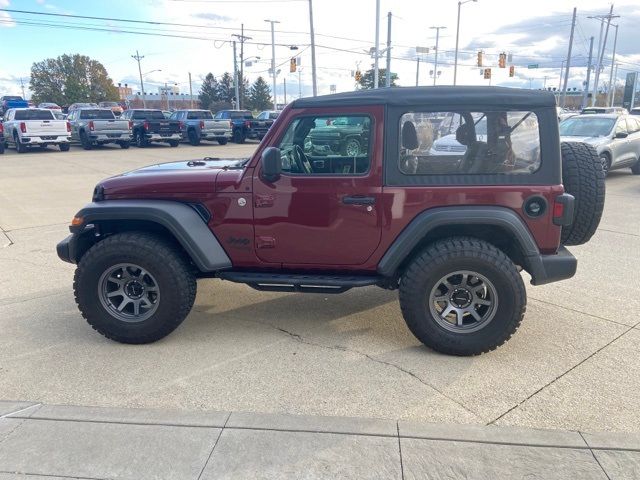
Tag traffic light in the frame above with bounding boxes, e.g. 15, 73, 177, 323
477, 51, 483, 67
484, 68, 491, 80
509, 65, 515, 77
355, 70, 362, 82
290, 57, 297, 73
499, 52, 506, 68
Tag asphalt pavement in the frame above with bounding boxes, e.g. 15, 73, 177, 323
0, 141, 639, 476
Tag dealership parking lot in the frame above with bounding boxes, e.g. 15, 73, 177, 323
1, 142, 639, 433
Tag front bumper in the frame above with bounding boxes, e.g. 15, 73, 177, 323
527, 246, 577, 286
57, 234, 77, 264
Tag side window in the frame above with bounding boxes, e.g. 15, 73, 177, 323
276, 115, 371, 175
626, 118, 640, 134
399, 111, 541, 175
615, 120, 628, 135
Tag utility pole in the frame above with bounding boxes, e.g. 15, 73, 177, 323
590, 6, 618, 106
232, 41, 240, 109
283, 78, 287, 104
188, 72, 193, 109
132, 50, 146, 108
454, 0, 477, 86
232, 24, 252, 109
298, 68, 302, 98
611, 63, 619, 107
607, 24, 619, 107
374, 0, 380, 89
265, 19, 279, 108
416, 57, 420, 87
582, 36, 594, 109
308, 0, 317, 96
430, 26, 446, 86
558, 59, 566, 91
385, 12, 392, 88
19, 78, 26, 98
561, 7, 577, 108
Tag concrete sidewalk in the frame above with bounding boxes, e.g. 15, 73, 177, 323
0, 401, 638, 479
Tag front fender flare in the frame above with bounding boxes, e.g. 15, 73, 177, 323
69, 200, 231, 272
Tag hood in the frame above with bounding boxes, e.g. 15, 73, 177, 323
99, 158, 248, 197
559, 136, 609, 148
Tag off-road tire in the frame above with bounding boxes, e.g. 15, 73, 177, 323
119, 141, 131, 149
187, 129, 200, 146
74, 232, 197, 344
233, 129, 245, 144
80, 131, 92, 150
560, 142, 605, 246
631, 159, 640, 175
341, 137, 361, 157
217, 138, 228, 145
59, 143, 70, 152
399, 237, 526, 356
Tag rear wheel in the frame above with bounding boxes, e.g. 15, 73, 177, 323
59, 143, 70, 152
168, 140, 179, 147
631, 159, 640, 175
135, 131, 148, 148
119, 141, 130, 149
0, 141, 4, 154
14, 133, 27, 153
74, 232, 197, 344
560, 142, 606, 246
217, 138, 228, 145
341, 138, 361, 156
80, 130, 92, 150
233, 129, 245, 144
187, 129, 200, 146
399, 237, 526, 356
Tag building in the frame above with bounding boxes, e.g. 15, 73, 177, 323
117, 84, 133, 101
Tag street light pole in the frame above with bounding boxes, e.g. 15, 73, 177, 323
374, 0, 380, 89
454, 0, 477, 86
265, 19, 280, 108
607, 24, 619, 107
132, 50, 146, 108
308, 0, 318, 96
430, 26, 446, 86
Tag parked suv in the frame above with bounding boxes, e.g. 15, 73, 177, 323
57, 87, 605, 356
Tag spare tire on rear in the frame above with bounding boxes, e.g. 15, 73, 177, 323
560, 141, 605, 246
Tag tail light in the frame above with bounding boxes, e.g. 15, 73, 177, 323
229, 121, 233, 129
143, 121, 150, 131
88, 121, 95, 131
0, 123, 3, 133
20, 122, 26, 133
179, 121, 184, 129
244, 120, 251, 128
552, 193, 575, 226
67, 121, 71, 133
199, 120, 205, 130
128, 121, 133, 131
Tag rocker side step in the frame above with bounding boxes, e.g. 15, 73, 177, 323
217, 271, 381, 294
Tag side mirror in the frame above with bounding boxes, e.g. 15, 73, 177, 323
261, 147, 282, 182
615, 131, 628, 139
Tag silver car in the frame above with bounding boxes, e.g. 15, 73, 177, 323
559, 114, 640, 175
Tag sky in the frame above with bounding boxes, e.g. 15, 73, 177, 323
1, 0, 639, 102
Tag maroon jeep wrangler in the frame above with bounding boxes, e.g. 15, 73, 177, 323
57, 87, 605, 355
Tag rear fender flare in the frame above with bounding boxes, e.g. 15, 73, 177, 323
377, 206, 540, 277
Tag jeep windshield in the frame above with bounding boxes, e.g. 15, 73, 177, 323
559, 117, 615, 137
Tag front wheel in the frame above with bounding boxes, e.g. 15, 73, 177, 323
341, 138, 361, 157
631, 159, 640, 175
135, 131, 148, 148
233, 129, 245, 144
187, 129, 200, 146
80, 131, 92, 150
399, 237, 526, 356
74, 232, 197, 344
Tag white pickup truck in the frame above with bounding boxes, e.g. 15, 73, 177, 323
2, 108, 71, 153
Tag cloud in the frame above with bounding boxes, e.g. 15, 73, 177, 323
192, 12, 234, 23
0, 0, 15, 28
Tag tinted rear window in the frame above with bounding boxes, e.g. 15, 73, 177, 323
132, 110, 166, 120
186, 111, 213, 120
3, 96, 22, 101
80, 109, 115, 120
228, 111, 253, 119
14, 110, 55, 120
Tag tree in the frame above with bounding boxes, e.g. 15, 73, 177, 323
198, 73, 220, 110
30, 54, 119, 105
356, 68, 398, 89
246, 76, 273, 111
216, 72, 235, 106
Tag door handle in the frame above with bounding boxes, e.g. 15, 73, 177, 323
342, 195, 376, 206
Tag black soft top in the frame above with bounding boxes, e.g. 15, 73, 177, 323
292, 86, 556, 109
